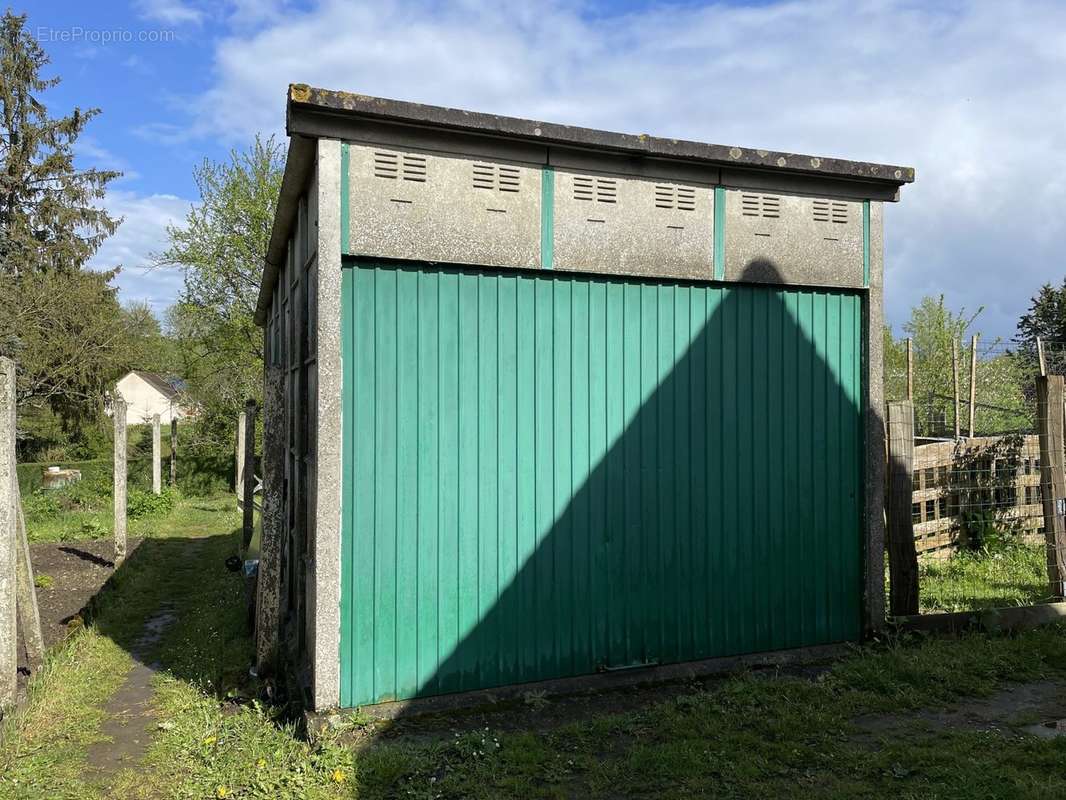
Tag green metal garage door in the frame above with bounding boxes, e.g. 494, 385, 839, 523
340, 260, 864, 707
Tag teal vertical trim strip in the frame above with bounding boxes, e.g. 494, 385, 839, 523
713, 186, 725, 281
862, 200, 870, 288
340, 142, 350, 256
540, 166, 555, 269
338, 263, 354, 706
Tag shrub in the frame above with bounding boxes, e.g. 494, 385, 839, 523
127, 486, 179, 520
22, 490, 61, 520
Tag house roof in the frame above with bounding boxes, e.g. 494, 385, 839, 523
126, 370, 180, 399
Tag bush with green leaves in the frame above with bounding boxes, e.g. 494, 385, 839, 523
127, 487, 179, 520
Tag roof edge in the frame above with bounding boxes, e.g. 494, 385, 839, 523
287, 83, 915, 187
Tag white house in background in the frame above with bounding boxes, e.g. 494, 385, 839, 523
111, 371, 192, 424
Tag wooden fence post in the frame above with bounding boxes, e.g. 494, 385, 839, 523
886, 400, 920, 616
235, 409, 246, 509
1036, 375, 1066, 598
151, 413, 161, 495
952, 339, 961, 439
0, 358, 17, 708
113, 398, 127, 566
968, 334, 978, 438
242, 399, 257, 551
256, 368, 285, 674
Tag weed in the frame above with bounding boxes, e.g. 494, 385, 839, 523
33, 573, 54, 589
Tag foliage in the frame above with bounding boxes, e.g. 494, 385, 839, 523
884, 295, 1030, 436
32, 572, 53, 589
0, 269, 162, 427
0, 11, 119, 277
918, 543, 1048, 613
159, 135, 283, 451
1017, 278, 1066, 357
127, 486, 179, 520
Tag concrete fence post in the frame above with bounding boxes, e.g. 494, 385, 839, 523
170, 417, 177, 487
236, 409, 246, 508
0, 358, 17, 708
242, 399, 257, 551
14, 482, 44, 669
886, 400, 920, 616
151, 413, 161, 495
256, 368, 285, 674
113, 398, 128, 566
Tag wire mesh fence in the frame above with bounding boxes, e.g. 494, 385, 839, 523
884, 338, 1066, 616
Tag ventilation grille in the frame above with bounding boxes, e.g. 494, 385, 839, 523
373, 151, 427, 182
813, 199, 848, 224
741, 193, 781, 218
472, 163, 521, 193
654, 184, 696, 211
574, 175, 618, 204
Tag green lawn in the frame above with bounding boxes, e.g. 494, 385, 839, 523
5, 499, 1066, 798
918, 544, 1052, 613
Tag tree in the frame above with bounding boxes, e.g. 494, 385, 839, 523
1017, 279, 1066, 374
0, 268, 144, 413
158, 135, 284, 449
0, 11, 120, 276
885, 296, 1030, 436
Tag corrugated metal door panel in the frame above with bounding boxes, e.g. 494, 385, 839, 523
340, 261, 864, 707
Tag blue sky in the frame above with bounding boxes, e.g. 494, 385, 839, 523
16, 0, 1066, 340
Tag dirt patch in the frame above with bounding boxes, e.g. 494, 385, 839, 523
852, 679, 1066, 739
25, 537, 143, 649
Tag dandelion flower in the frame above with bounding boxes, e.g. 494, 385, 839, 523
204, 736, 218, 746
216, 787, 229, 798
332, 769, 347, 783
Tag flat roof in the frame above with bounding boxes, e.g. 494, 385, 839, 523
288, 83, 915, 186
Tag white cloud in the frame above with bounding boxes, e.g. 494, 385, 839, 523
133, 0, 205, 26
87, 191, 193, 318
181, 0, 1066, 338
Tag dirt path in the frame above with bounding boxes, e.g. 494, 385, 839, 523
83, 605, 177, 790
853, 678, 1066, 740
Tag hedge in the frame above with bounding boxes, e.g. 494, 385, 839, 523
17, 452, 233, 498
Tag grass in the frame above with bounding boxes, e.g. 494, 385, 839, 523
918, 543, 1051, 613
6, 498, 1066, 798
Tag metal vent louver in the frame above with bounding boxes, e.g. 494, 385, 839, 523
472, 163, 521, 192
654, 184, 696, 211
741, 193, 781, 218
813, 199, 848, 223
574, 175, 618, 204
374, 151, 427, 182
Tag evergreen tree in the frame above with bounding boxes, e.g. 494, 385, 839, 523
0, 11, 120, 276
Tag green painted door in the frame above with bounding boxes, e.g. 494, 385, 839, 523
340, 260, 864, 707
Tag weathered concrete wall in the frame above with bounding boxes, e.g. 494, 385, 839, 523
256, 367, 285, 674
0, 358, 17, 709
865, 202, 886, 631
553, 169, 714, 279
312, 137, 343, 709
723, 189, 864, 287
348, 143, 542, 269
